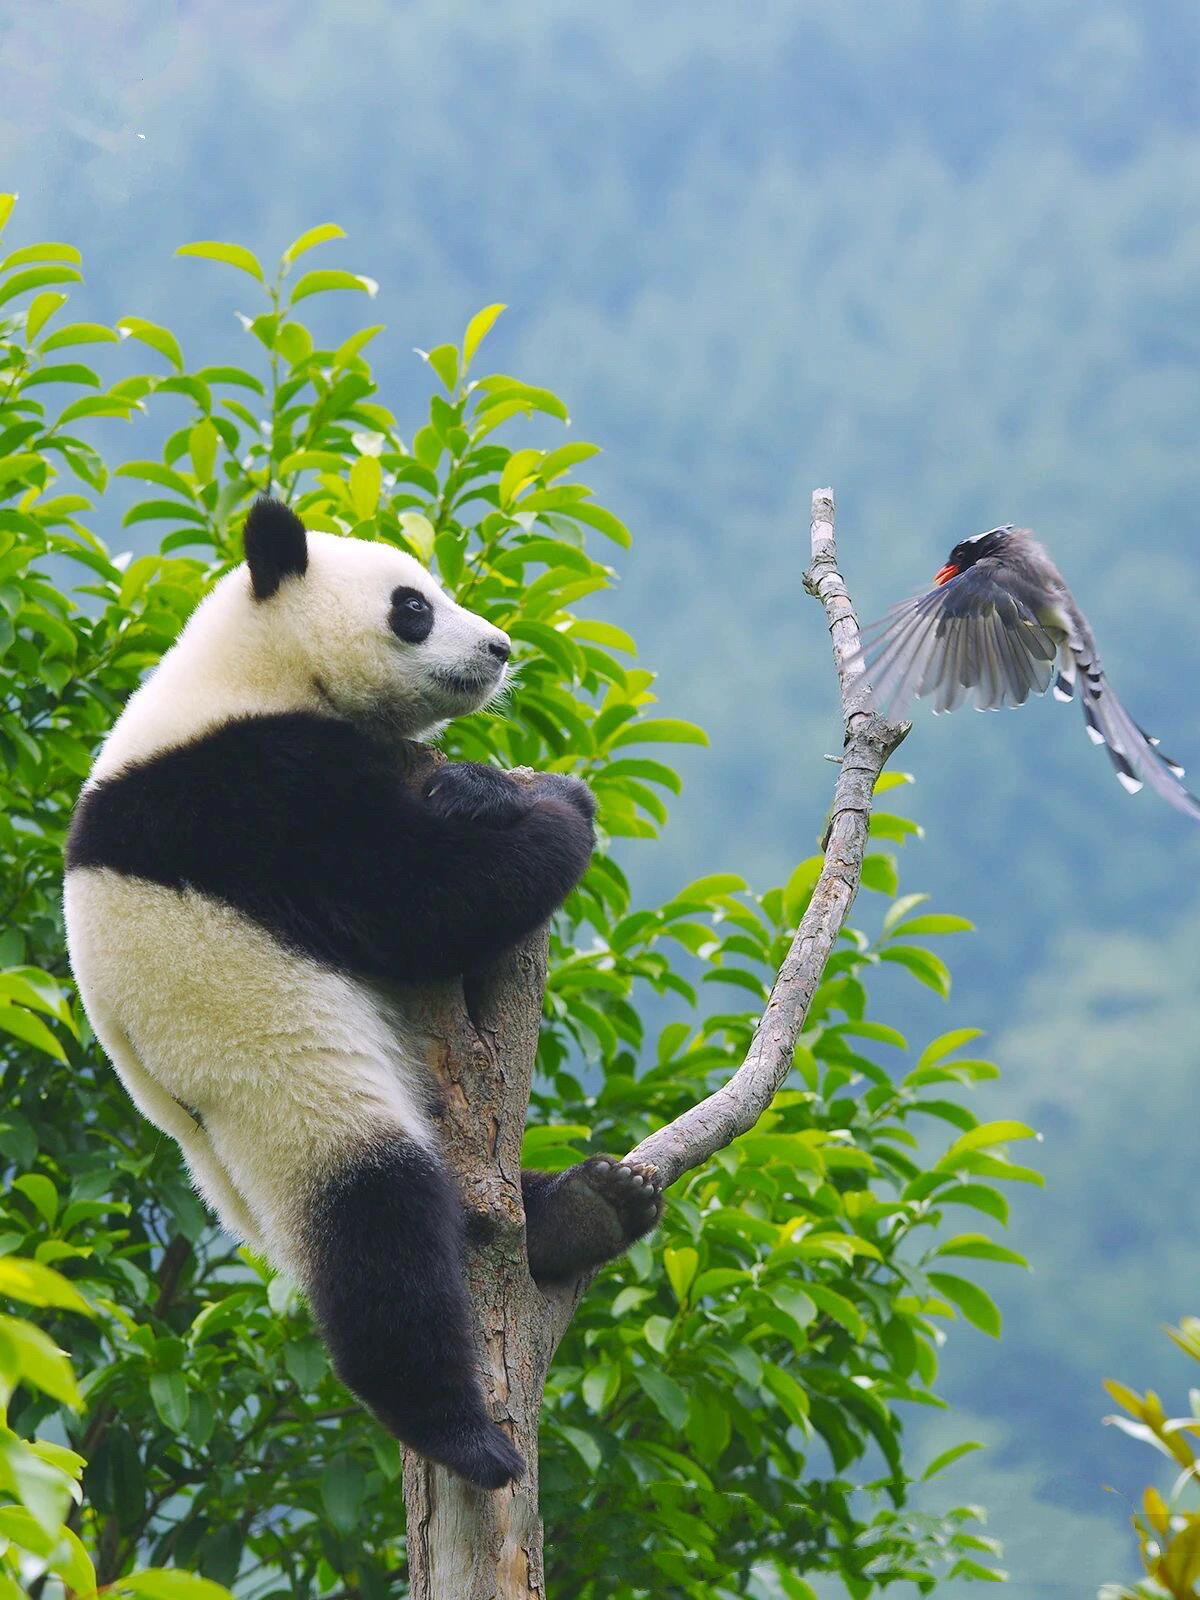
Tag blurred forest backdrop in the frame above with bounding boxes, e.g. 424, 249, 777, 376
3, 2, 1199, 1592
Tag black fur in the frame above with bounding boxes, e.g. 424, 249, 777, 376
307, 1132, 524, 1488
67, 706, 660, 1485
522, 1157, 663, 1282
244, 498, 309, 600
389, 587, 435, 644
67, 713, 594, 984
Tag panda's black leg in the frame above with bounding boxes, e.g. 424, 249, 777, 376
522, 1157, 664, 1284
304, 1131, 524, 1490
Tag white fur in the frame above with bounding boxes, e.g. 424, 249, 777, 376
66, 870, 436, 1274
93, 532, 509, 781
69, 532, 510, 1271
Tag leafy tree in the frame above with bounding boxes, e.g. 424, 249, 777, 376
1100, 1318, 1200, 1600
0, 196, 1036, 1595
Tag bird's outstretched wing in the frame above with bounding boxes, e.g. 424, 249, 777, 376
858, 560, 1061, 719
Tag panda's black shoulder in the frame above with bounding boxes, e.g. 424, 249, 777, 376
67, 710, 399, 881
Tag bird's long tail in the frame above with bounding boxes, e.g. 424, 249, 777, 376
1053, 650, 1200, 821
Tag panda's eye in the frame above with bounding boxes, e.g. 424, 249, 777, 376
390, 587, 434, 644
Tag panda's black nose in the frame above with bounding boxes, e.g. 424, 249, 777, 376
486, 637, 511, 662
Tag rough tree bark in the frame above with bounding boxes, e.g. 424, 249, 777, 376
399, 488, 908, 1599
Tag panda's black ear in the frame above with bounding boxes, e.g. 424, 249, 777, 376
244, 498, 309, 600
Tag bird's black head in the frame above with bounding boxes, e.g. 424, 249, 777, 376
934, 525, 1015, 586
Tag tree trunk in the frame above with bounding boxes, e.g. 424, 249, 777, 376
400, 931, 557, 1600
397, 488, 904, 1597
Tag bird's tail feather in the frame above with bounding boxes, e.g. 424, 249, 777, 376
1071, 654, 1200, 821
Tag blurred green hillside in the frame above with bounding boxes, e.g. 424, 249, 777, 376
4, 2, 1199, 1591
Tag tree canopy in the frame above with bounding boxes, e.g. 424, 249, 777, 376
0, 204, 1043, 1597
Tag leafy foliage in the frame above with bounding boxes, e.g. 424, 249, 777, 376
1100, 1319, 1200, 1600
0, 200, 1032, 1595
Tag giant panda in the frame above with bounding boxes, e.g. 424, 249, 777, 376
64, 498, 663, 1489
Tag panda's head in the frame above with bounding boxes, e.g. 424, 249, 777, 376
241, 498, 511, 737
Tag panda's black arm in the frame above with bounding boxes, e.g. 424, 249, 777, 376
68, 711, 594, 984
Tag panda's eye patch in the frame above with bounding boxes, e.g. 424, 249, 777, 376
389, 586, 434, 645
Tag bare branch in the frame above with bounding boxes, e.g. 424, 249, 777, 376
623, 487, 908, 1189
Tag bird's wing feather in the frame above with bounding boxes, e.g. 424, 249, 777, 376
859, 561, 1060, 719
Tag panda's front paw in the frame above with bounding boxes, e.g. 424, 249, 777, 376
422, 763, 529, 827
531, 771, 596, 824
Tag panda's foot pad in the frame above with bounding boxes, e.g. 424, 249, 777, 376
578, 1156, 663, 1243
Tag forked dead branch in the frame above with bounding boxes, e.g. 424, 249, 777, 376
402, 487, 909, 1600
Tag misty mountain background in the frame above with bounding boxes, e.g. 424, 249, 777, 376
4, 2, 1199, 1592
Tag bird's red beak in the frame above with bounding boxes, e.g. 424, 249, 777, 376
933, 563, 959, 586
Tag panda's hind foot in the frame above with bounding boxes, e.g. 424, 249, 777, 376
581, 1156, 663, 1241
523, 1155, 663, 1283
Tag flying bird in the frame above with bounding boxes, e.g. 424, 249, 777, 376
858, 525, 1200, 822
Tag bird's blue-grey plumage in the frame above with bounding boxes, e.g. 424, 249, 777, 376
858, 525, 1200, 822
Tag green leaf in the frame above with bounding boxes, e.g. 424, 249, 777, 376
0, 1314, 81, 1407
149, 1370, 190, 1432
674, 873, 747, 902
923, 1439, 984, 1479
539, 441, 601, 481
928, 1272, 1003, 1337
582, 1362, 621, 1414
937, 1182, 1009, 1225
783, 856, 824, 923
12, 1173, 57, 1226
290, 269, 378, 304
933, 1234, 1027, 1267
321, 1456, 366, 1535
176, 239, 265, 282
860, 853, 899, 895
0, 194, 14, 235
804, 1283, 868, 1342
348, 454, 382, 520
111, 1573, 232, 1600
776, 1574, 819, 1600
939, 1121, 1038, 1163
332, 324, 385, 369
0, 1430, 73, 1533
424, 343, 459, 391
0, 1257, 92, 1315
663, 1246, 698, 1305
558, 1424, 603, 1474
2, 242, 81, 269
889, 913, 975, 937
0, 1004, 67, 1062
189, 419, 218, 485
499, 447, 543, 507
610, 718, 708, 750
116, 316, 183, 371
917, 1027, 984, 1068
397, 511, 435, 561
566, 500, 631, 548
766, 1281, 817, 1336
763, 1363, 811, 1430
0, 1507, 96, 1596
39, 321, 119, 351
25, 291, 67, 340
879, 945, 951, 997
635, 1367, 689, 1429
463, 302, 506, 367
281, 222, 346, 267
0, 265, 82, 308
